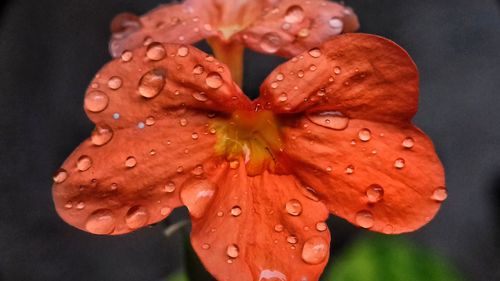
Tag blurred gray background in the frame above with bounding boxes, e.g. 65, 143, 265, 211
1, 0, 499, 280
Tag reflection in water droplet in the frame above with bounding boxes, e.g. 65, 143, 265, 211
278, 93, 288, 102
284, 5, 305, 23
125, 206, 149, 229
85, 91, 109, 112
328, 17, 344, 33
301, 236, 328, 264
179, 118, 188, 127
287, 235, 298, 244
259, 269, 287, 281
145, 116, 155, 126
163, 181, 176, 193
315, 222, 327, 232
260, 32, 282, 53
333, 66, 341, 75
125, 156, 137, 168
85, 209, 116, 234
308, 48, 322, 58
53, 169, 68, 183
121, 51, 133, 62
355, 210, 374, 228
431, 187, 448, 202
160, 207, 172, 216
345, 165, 354, 174
192, 64, 205, 75
206, 72, 223, 89
402, 137, 415, 149
366, 184, 384, 203
192, 92, 208, 102
91, 124, 113, 146
394, 158, 405, 169
358, 128, 371, 142
138, 69, 166, 98
285, 199, 302, 216
107, 76, 123, 90
307, 111, 349, 130
76, 201, 86, 210
226, 244, 239, 258
146, 42, 166, 61
77, 155, 92, 171
231, 206, 242, 217
177, 45, 189, 57
274, 224, 284, 232
202, 243, 211, 250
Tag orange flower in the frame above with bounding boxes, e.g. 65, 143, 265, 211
109, 0, 359, 86
52, 33, 446, 280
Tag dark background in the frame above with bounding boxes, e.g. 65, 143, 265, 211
1, 0, 500, 280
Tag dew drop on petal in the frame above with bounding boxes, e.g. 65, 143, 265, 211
226, 244, 240, 259
285, 199, 302, 216
229, 160, 240, 169
179, 118, 188, 127
91, 124, 113, 146
121, 51, 133, 62
306, 111, 349, 130
231, 206, 242, 217
192, 64, 205, 75
358, 128, 372, 142
355, 210, 374, 228
107, 76, 123, 90
76, 201, 86, 210
206, 72, 223, 89
333, 66, 341, 75
278, 93, 288, 102
394, 158, 405, 169
202, 243, 211, 250
125, 156, 137, 168
345, 165, 354, 174
287, 235, 298, 244
308, 48, 322, 58
77, 155, 92, 171
163, 181, 176, 193
53, 169, 68, 183
402, 137, 415, 149
274, 224, 284, 232
85, 91, 109, 112
315, 222, 327, 232
260, 32, 282, 53
160, 207, 172, 216
366, 184, 384, 203
301, 236, 328, 265
284, 5, 305, 23
85, 209, 116, 234
145, 116, 155, 126
191, 132, 199, 140
125, 206, 149, 229
146, 42, 166, 61
138, 69, 166, 98
431, 187, 448, 202
328, 17, 344, 33
177, 45, 189, 57
192, 92, 208, 102
64, 201, 73, 209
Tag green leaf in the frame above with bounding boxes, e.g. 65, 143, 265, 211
324, 234, 466, 281
165, 271, 189, 281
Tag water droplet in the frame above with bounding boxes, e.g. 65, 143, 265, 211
358, 128, 371, 142
177, 45, 189, 57
176, 166, 184, 173
287, 235, 298, 244
278, 93, 288, 102
274, 224, 284, 232
113, 112, 120, 120
271, 82, 279, 89
366, 184, 384, 203
137, 122, 145, 129
260, 32, 282, 53
328, 17, 344, 33
301, 236, 328, 264
205, 72, 223, 89
146, 42, 166, 61
325, 166, 332, 173
202, 243, 211, 250
180, 180, 216, 218
138, 68, 166, 98
110, 183, 118, 190
145, 116, 155, 126
76, 201, 86, 210
160, 207, 172, 216
315, 222, 327, 232
307, 111, 349, 130
308, 48, 322, 58
431, 187, 448, 202
285, 199, 302, 216
91, 124, 113, 146
229, 160, 240, 169
191, 132, 199, 140
284, 5, 305, 23
179, 118, 188, 127
107, 76, 123, 90
77, 155, 92, 171
192, 92, 208, 102
355, 210, 374, 228
298, 28, 310, 38
394, 158, 405, 169
226, 244, 239, 258
53, 169, 68, 183
259, 269, 287, 281
231, 206, 242, 217
333, 66, 341, 75
345, 165, 354, 174
125, 156, 137, 168
192, 164, 204, 175
402, 137, 415, 149
163, 181, 176, 193
85, 209, 116, 234
125, 206, 149, 229
64, 201, 73, 209
85, 91, 109, 112
192, 64, 204, 75
121, 51, 133, 62
276, 73, 284, 81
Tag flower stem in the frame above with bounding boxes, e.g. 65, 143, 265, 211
207, 38, 245, 88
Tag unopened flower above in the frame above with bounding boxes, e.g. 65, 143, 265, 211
53, 34, 446, 280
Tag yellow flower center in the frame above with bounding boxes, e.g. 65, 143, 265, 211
212, 110, 283, 176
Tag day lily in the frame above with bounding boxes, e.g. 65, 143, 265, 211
109, 0, 359, 86
52, 33, 446, 280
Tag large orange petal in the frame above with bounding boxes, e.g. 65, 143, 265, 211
109, 3, 215, 57
53, 43, 249, 235
188, 163, 331, 280
257, 33, 418, 124
280, 116, 446, 234
242, 0, 359, 57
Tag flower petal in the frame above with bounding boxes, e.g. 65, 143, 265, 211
53, 43, 250, 235
242, 0, 359, 57
188, 163, 330, 280
109, 3, 215, 57
280, 116, 445, 234
257, 33, 418, 124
